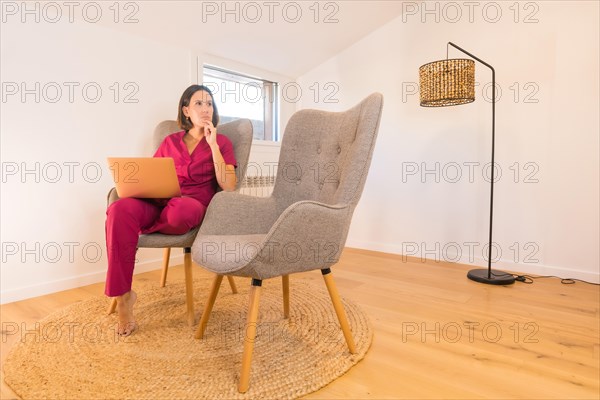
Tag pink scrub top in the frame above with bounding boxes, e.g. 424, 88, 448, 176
154, 130, 237, 207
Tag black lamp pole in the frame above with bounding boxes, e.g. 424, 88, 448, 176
447, 42, 515, 285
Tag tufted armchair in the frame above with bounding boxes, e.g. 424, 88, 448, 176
106, 119, 253, 326
190, 93, 384, 392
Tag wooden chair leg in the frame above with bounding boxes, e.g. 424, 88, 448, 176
195, 275, 224, 339
282, 275, 290, 318
227, 275, 238, 294
160, 248, 171, 287
184, 248, 195, 326
321, 268, 357, 354
239, 279, 262, 393
107, 297, 117, 315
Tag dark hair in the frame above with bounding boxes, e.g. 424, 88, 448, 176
177, 84, 220, 131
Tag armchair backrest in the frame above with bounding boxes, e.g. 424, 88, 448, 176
153, 119, 253, 192
272, 93, 383, 209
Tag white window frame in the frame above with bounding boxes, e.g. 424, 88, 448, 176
203, 64, 280, 142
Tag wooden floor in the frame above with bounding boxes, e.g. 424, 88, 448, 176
1, 248, 599, 399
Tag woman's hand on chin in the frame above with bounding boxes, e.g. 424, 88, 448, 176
203, 120, 218, 148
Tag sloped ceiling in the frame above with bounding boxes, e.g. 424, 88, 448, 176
98, 1, 405, 77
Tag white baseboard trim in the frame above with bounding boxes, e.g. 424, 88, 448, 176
3, 240, 598, 305
0, 254, 186, 305
345, 239, 600, 284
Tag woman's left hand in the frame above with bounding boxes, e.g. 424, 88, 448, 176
203, 121, 217, 148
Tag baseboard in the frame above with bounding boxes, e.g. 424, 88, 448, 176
0, 254, 186, 305
3, 241, 598, 305
345, 239, 600, 284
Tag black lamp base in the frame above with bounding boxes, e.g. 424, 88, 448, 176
467, 269, 515, 285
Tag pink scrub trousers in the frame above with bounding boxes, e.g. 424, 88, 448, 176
104, 130, 237, 298
104, 196, 206, 297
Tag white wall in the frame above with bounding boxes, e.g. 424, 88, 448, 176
297, 1, 599, 282
0, 18, 193, 303
2, 1, 598, 305
0, 14, 285, 303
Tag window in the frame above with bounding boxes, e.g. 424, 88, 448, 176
203, 65, 279, 141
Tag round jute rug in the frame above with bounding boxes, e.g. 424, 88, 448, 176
3, 276, 372, 399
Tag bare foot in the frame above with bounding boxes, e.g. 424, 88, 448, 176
116, 290, 137, 336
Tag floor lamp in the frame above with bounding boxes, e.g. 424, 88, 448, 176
419, 42, 515, 285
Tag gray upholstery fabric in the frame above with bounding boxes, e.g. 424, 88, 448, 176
138, 227, 200, 248
106, 119, 254, 249
192, 93, 384, 279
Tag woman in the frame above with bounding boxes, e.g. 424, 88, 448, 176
105, 85, 237, 336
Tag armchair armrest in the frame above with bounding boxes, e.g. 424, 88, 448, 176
107, 187, 120, 207
261, 200, 350, 265
199, 191, 280, 235
193, 199, 352, 279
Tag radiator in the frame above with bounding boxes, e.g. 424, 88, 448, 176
239, 175, 276, 197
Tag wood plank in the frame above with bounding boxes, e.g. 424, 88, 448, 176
1, 247, 598, 399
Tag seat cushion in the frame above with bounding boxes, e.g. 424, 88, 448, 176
191, 233, 266, 274
137, 227, 199, 248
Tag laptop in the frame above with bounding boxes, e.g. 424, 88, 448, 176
107, 157, 181, 198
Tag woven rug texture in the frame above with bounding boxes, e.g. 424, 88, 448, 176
3, 276, 372, 399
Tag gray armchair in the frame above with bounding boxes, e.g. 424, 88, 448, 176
191, 93, 384, 392
106, 119, 253, 326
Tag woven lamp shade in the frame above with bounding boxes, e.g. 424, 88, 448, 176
419, 59, 475, 107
